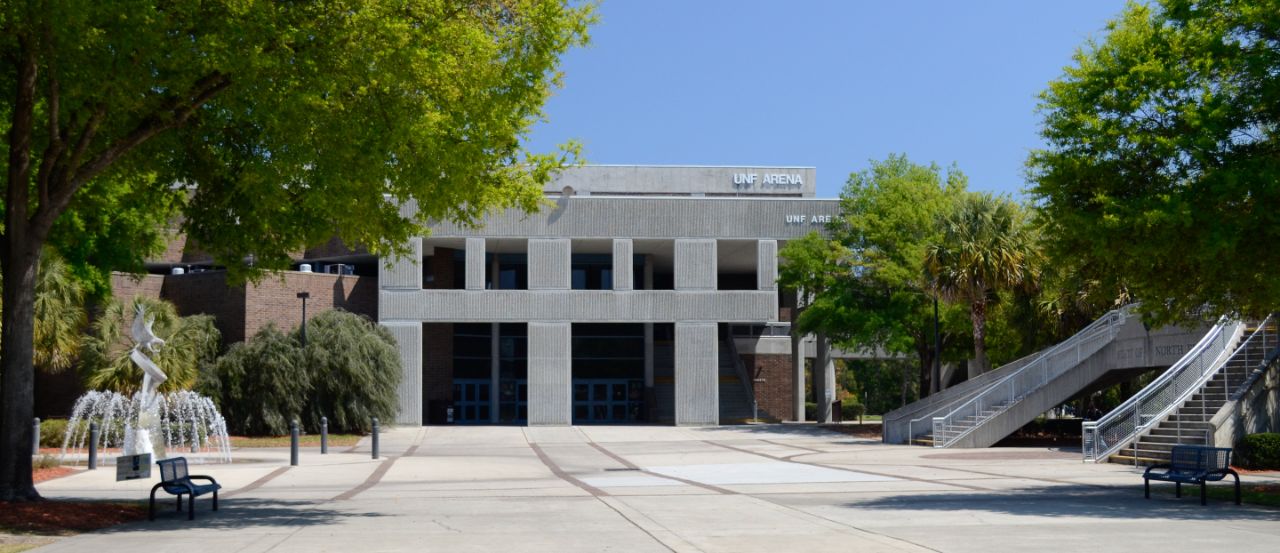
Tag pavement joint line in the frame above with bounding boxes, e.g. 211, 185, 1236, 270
332, 427, 426, 501
704, 440, 993, 492
759, 439, 825, 454
585, 440, 737, 495
529, 440, 700, 553
221, 466, 292, 499
528, 442, 609, 497
916, 464, 1110, 489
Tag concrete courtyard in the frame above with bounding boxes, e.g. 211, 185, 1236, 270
31, 425, 1280, 552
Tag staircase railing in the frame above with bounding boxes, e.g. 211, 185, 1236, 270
931, 306, 1131, 448
1081, 317, 1242, 462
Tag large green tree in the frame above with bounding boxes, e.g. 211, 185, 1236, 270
1, 0, 591, 500
1029, 0, 1280, 325
924, 193, 1040, 376
824, 155, 970, 396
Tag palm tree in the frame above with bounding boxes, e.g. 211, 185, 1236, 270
924, 193, 1040, 375
0, 250, 88, 373
82, 296, 221, 393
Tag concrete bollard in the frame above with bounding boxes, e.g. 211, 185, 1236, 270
290, 420, 300, 466
32, 418, 40, 456
320, 417, 329, 455
88, 422, 99, 470
371, 417, 380, 460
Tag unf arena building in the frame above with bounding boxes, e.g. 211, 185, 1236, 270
377, 165, 840, 426
86, 165, 843, 427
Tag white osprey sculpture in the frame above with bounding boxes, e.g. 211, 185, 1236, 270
125, 305, 168, 459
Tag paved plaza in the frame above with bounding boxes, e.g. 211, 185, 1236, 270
31, 425, 1280, 552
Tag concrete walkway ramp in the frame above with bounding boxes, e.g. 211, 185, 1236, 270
893, 306, 1210, 449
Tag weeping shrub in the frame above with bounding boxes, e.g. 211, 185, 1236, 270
204, 324, 309, 436
199, 310, 401, 436
295, 310, 401, 434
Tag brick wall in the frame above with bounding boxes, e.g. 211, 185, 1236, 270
744, 353, 793, 421
109, 273, 165, 303
156, 270, 375, 345
242, 272, 377, 340
162, 272, 248, 343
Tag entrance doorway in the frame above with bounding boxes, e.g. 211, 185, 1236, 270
572, 323, 646, 424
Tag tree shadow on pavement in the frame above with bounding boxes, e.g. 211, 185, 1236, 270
95, 498, 384, 532
843, 487, 1280, 521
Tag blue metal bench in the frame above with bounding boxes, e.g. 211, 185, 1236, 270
150, 457, 222, 520
1143, 445, 1240, 506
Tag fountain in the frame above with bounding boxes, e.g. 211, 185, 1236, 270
61, 390, 233, 463
61, 305, 232, 464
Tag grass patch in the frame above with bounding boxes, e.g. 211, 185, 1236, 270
1150, 481, 1280, 508
0, 542, 51, 553
230, 434, 362, 448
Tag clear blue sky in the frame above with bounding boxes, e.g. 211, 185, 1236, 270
525, 0, 1128, 199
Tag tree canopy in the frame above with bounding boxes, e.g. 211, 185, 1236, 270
1, 0, 592, 500
1029, 0, 1280, 324
924, 192, 1040, 374
780, 155, 972, 396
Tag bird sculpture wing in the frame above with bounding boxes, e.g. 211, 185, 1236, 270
131, 305, 149, 346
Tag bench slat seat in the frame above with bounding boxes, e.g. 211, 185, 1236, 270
149, 457, 222, 521
1143, 445, 1240, 506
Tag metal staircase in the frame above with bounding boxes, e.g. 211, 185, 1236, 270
1085, 316, 1277, 465
930, 307, 1131, 448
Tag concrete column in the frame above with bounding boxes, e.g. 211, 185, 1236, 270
382, 323, 423, 425
379, 237, 422, 290
529, 238, 571, 290
643, 254, 655, 421
814, 332, 834, 423
528, 322, 572, 425
612, 239, 634, 291
792, 331, 805, 422
757, 240, 778, 291
465, 238, 486, 290
674, 239, 716, 290
675, 322, 718, 426
490, 323, 500, 423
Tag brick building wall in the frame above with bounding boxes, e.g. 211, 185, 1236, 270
161, 272, 249, 342
743, 353, 793, 422
242, 272, 377, 340
109, 273, 165, 303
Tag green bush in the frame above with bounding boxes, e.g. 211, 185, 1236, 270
1235, 433, 1280, 470
840, 398, 865, 420
39, 418, 69, 448
197, 310, 402, 436
295, 310, 401, 434
201, 324, 309, 436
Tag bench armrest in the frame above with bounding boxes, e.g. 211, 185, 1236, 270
188, 475, 219, 485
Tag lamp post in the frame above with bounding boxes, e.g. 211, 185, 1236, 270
297, 291, 310, 347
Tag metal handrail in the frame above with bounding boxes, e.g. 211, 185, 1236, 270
1081, 316, 1238, 461
1082, 315, 1275, 462
930, 306, 1131, 448
902, 349, 1044, 442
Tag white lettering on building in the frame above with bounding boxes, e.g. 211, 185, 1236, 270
733, 173, 803, 189
786, 214, 833, 225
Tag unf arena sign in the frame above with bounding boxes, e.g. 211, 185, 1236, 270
732, 172, 804, 189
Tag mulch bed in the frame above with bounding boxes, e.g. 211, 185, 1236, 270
818, 423, 882, 439
0, 500, 147, 535
32, 468, 75, 484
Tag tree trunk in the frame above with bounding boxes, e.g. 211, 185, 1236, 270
915, 336, 934, 399
0, 241, 42, 501
969, 296, 989, 378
